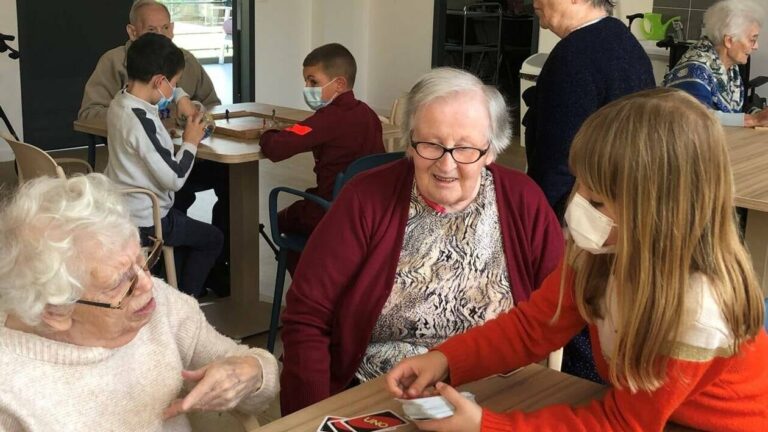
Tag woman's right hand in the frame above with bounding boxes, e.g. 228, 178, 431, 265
182, 112, 205, 145
385, 351, 450, 399
754, 109, 768, 127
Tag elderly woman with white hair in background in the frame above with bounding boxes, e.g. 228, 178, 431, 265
279, 67, 565, 415
664, 0, 768, 127
0, 174, 278, 431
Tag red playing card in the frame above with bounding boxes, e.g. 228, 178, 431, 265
285, 123, 312, 135
317, 416, 346, 432
340, 410, 409, 431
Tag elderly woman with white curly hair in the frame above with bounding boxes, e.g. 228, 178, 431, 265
279, 67, 565, 415
664, 0, 768, 127
0, 174, 278, 431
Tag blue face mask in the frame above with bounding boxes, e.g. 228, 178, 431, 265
157, 77, 175, 111
303, 78, 337, 111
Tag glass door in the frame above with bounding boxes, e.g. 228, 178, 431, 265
159, 0, 235, 104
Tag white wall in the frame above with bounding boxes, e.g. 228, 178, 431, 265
254, 0, 433, 113
253, 0, 314, 109
366, 0, 433, 111
0, 0, 22, 161
753, 48, 768, 82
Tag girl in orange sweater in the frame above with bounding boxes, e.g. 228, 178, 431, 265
386, 88, 768, 431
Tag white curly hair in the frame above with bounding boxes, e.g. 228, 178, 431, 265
0, 174, 138, 325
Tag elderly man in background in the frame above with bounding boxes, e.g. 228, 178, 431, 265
79, 0, 230, 295
78, 0, 219, 121
664, 0, 768, 127
0, 174, 277, 431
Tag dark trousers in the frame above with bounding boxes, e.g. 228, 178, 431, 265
174, 160, 230, 266
140, 208, 223, 297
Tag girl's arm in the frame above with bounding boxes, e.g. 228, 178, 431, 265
436, 262, 587, 383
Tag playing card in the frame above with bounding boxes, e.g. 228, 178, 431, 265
328, 418, 355, 432
317, 415, 346, 432
339, 410, 409, 431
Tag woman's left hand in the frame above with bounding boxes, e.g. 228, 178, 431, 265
413, 382, 482, 432
163, 355, 263, 419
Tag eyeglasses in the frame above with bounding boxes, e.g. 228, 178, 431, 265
410, 137, 490, 164
75, 237, 164, 310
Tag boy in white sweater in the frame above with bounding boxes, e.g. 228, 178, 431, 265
105, 32, 222, 298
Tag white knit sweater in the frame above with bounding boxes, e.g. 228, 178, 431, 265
0, 279, 279, 431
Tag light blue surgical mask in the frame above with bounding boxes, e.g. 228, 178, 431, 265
157, 77, 175, 111
303, 78, 337, 111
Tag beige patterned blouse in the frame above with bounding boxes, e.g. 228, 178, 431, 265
356, 169, 513, 382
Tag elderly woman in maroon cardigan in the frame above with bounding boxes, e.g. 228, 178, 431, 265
279, 67, 564, 415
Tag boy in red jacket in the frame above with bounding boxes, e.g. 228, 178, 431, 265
260, 43, 384, 273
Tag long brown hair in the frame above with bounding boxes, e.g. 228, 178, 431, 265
566, 88, 764, 392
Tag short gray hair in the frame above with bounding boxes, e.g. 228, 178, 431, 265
129, 0, 171, 25
401, 67, 511, 158
703, 0, 764, 44
0, 174, 138, 325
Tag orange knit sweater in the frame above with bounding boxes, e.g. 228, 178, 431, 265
436, 263, 768, 431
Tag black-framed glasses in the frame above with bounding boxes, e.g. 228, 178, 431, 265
75, 237, 164, 310
410, 137, 490, 164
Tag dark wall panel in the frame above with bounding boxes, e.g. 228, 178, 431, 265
17, 0, 133, 150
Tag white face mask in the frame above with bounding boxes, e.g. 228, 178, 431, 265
303, 78, 337, 110
565, 193, 616, 254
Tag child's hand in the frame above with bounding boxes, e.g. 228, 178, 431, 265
413, 382, 482, 432
182, 112, 205, 145
176, 96, 197, 120
385, 351, 450, 399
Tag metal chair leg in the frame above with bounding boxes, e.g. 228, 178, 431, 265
259, 223, 279, 257
267, 248, 289, 352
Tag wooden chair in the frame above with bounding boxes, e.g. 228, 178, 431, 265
3, 132, 92, 181
120, 188, 178, 289
379, 95, 407, 152
2, 133, 177, 288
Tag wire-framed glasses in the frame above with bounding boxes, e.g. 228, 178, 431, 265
75, 237, 164, 310
410, 137, 490, 164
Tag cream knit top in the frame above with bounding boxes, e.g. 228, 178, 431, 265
0, 279, 278, 431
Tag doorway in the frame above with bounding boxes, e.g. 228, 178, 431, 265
159, 0, 254, 104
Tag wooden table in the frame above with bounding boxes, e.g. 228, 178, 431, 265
73, 102, 401, 338
725, 126, 768, 296
253, 364, 694, 431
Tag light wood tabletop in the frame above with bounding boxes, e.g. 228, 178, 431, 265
253, 364, 695, 432
724, 126, 768, 212
725, 126, 768, 296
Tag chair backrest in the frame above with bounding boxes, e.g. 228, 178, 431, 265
332, 152, 405, 199
2, 133, 65, 182
389, 94, 407, 127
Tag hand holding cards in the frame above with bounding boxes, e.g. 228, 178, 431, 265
397, 392, 476, 421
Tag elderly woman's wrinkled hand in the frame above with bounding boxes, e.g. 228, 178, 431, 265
754, 109, 768, 127
163, 355, 263, 419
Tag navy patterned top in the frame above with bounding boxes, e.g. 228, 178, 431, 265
663, 37, 744, 113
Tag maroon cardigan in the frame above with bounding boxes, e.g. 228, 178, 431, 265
280, 159, 564, 414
